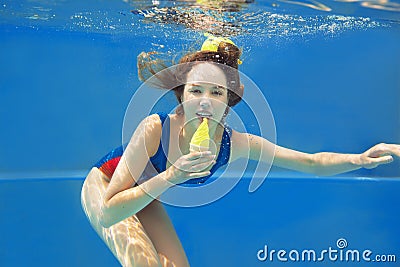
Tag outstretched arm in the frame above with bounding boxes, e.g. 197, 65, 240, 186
232, 132, 399, 176
310, 143, 398, 176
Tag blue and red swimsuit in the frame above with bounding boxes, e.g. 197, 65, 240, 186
93, 112, 231, 185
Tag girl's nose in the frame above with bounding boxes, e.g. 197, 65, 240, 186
199, 97, 211, 108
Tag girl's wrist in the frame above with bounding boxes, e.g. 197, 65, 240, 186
351, 153, 365, 168
164, 167, 184, 185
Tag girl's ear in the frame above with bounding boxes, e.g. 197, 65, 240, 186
175, 104, 184, 115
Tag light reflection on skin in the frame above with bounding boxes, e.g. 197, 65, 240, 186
81, 168, 176, 267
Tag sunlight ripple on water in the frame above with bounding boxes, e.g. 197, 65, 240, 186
1, 0, 397, 46
67, 7, 389, 42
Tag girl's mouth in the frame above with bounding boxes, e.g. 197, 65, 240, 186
196, 112, 212, 122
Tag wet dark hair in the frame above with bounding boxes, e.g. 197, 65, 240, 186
137, 41, 243, 109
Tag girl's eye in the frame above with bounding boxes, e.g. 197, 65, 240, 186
213, 90, 223, 96
191, 89, 201, 94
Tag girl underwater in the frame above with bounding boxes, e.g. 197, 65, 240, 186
81, 35, 400, 267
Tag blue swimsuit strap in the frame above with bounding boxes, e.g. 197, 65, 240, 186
149, 112, 169, 173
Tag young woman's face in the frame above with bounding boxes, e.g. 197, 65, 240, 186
181, 63, 229, 128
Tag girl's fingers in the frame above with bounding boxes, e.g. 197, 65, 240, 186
188, 171, 211, 179
370, 143, 400, 158
192, 155, 215, 165
190, 161, 216, 172
172, 158, 215, 173
365, 155, 394, 169
186, 151, 212, 160
375, 155, 394, 165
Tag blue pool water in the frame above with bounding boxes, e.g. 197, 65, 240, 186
1, 0, 399, 266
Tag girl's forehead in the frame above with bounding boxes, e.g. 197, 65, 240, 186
185, 63, 228, 87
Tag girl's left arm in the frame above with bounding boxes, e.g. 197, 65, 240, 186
308, 143, 399, 176
232, 132, 400, 176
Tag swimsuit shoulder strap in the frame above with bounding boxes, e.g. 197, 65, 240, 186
149, 112, 170, 173
157, 111, 168, 124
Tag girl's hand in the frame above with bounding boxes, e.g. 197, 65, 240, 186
166, 151, 216, 184
359, 143, 400, 169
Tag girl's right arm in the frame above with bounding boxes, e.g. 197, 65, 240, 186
99, 114, 215, 228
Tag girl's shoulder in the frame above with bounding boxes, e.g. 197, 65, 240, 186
228, 129, 247, 162
134, 114, 164, 157
229, 128, 245, 142
141, 113, 163, 131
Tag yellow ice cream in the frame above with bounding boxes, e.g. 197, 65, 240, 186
190, 118, 210, 152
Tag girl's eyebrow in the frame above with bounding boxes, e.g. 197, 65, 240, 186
210, 85, 227, 92
189, 83, 227, 90
214, 85, 227, 90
